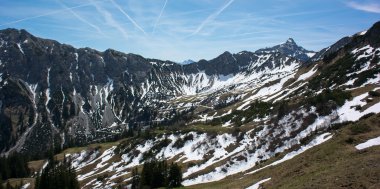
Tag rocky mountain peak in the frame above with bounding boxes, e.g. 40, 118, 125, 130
364, 20, 380, 47
220, 51, 233, 57
255, 38, 315, 62
285, 37, 296, 45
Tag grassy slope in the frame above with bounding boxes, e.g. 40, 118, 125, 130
186, 114, 380, 189
16, 113, 380, 189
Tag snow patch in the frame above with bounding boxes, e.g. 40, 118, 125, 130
306, 52, 316, 58
338, 93, 380, 122
359, 30, 367, 36
20, 183, 30, 189
17, 43, 24, 54
45, 89, 50, 107
222, 120, 232, 127
297, 65, 317, 81
246, 178, 271, 189
355, 136, 380, 150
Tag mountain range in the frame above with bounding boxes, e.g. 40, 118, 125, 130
0, 20, 379, 188
0, 26, 316, 156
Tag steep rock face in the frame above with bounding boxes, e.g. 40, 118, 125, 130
0, 77, 36, 153
310, 22, 380, 63
0, 29, 162, 155
310, 36, 352, 62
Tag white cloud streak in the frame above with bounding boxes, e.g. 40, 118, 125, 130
0, 0, 106, 27
347, 1, 380, 13
57, 0, 106, 37
152, 0, 168, 34
109, 0, 147, 35
190, 0, 235, 36
90, 0, 129, 40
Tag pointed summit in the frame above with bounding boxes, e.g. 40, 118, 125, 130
255, 37, 315, 62
285, 38, 296, 44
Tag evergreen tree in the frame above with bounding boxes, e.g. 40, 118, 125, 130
35, 156, 79, 189
168, 163, 182, 188
35, 174, 40, 189
151, 160, 167, 188
0, 153, 30, 181
139, 161, 153, 188
131, 168, 139, 189
138, 159, 182, 188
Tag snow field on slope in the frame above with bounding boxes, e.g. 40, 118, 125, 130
296, 65, 317, 81
182, 107, 334, 186
179, 90, 379, 186
172, 55, 300, 97
246, 132, 332, 175
68, 130, 265, 187
68, 91, 379, 188
75, 146, 116, 181
337, 92, 380, 122
237, 72, 296, 110
70, 132, 241, 186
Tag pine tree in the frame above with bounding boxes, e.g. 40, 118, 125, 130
35, 156, 79, 189
139, 161, 152, 188
35, 174, 40, 189
0, 154, 30, 181
131, 168, 139, 189
168, 163, 182, 188
138, 160, 182, 188
0, 178, 3, 189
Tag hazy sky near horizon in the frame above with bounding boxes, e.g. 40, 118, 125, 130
0, 0, 379, 62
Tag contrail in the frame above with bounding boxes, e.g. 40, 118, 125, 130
0, 0, 106, 27
346, 1, 380, 14
90, 0, 129, 40
109, 0, 147, 35
152, 0, 168, 34
57, 0, 106, 37
190, 0, 234, 36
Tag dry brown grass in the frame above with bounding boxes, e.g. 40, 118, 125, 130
2, 178, 35, 189
350, 84, 379, 97
27, 160, 45, 174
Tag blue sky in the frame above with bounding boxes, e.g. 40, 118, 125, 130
0, 0, 379, 62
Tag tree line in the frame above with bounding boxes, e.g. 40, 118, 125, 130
35, 155, 79, 189
0, 154, 30, 187
131, 159, 182, 189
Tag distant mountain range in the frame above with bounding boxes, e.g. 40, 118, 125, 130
179, 59, 196, 64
